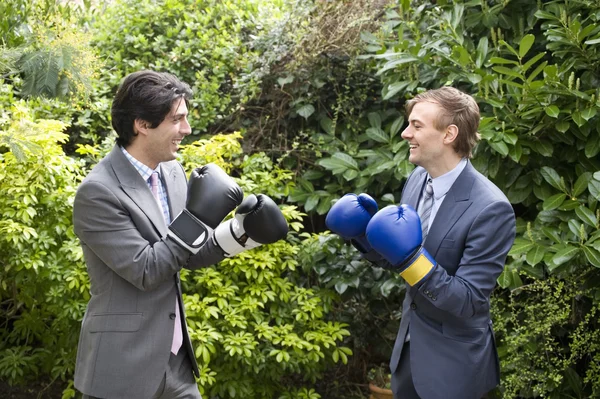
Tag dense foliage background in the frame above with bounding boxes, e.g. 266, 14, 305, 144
1, 0, 600, 398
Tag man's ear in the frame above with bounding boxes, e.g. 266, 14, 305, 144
134, 119, 150, 136
444, 124, 459, 144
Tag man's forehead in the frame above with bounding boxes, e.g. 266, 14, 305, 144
409, 101, 440, 120
170, 98, 188, 115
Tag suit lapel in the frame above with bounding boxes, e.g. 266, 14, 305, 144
404, 168, 428, 209
108, 146, 168, 235
424, 162, 475, 256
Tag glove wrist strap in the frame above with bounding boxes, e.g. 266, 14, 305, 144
396, 246, 436, 286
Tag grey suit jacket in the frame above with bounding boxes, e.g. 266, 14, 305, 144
73, 145, 225, 399
390, 161, 516, 399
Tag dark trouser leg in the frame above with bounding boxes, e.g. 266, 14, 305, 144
391, 341, 420, 399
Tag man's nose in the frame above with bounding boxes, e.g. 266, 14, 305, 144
401, 127, 411, 139
181, 118, 192, 135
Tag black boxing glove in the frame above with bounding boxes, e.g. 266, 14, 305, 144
168, 164, 243, 253
213, 194, 288, 257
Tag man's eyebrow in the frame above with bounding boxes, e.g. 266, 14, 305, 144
172, 112, 187, 119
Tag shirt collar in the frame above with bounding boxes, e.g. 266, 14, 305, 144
120, 146, 161, 182
429, 158, 467, 200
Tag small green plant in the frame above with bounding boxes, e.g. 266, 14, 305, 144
367, 365, 391, 390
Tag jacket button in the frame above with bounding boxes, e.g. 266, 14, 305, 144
169, 313, 176, 320
410, 302, 417, 310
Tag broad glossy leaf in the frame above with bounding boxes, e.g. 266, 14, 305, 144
585, 138, 600, 158
551, 245, 579, 267
297, 104, 315, 120
368, 112, 382, 129
542, 193, 566, 210
389, 115, 404, 138
492, 66, 523, 79
509, 238, 535, 255
540, 166, 565, 191
575, 206, 597, 227
573, 173, 591, 197
366, 127, 389, 143
519, 34, 535, 58
545, 105, 560, 118
589, 179, 600, 200
526, 245, 546, 266
582, 246, 600, 268
581, 107, 597, 121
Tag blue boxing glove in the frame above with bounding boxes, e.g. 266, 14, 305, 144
325, 193, 380, 259
366, 204, 436, 286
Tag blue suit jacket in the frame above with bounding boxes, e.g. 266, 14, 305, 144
390, 161, 515, 399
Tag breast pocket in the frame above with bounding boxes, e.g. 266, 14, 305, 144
88, 312, 143, 332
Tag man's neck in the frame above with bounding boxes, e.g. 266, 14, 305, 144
426, 155, 462, 179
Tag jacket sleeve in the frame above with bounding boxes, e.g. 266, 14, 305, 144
415, 200, 516, 318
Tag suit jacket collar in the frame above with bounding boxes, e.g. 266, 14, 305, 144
107, 145, 186, 236
423, 161, 475, 255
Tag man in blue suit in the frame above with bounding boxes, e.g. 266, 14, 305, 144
326, 87, 516, 399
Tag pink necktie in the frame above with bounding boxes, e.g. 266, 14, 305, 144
150, 172, 183, 355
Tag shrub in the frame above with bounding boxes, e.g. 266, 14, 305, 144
0, 102, 88, 389
177, 133, 353, 398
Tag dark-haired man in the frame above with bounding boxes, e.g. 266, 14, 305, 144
73, 70, 287, 398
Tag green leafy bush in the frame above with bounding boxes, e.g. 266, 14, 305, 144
355, 0, 600, 397
89, 0, 275, 134
177, 133, 353, 398
0, 102, 88, 388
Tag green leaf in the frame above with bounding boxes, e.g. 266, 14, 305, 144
556, 120, 570, 133
343, 169, 359, 181
366, 127, 389, 143
489, 57, 519, 65
509, 238, 535, 255
492, 66, 524, 79
368, 112, 382, 129
519, 34, 535, 58
585, 138, 600, 158
526, 245, 546, 266
582, 246, 600, 268
499, 40, 520, 58
536, 140, 553, 157
551, 246, 579, 267
488, 141, 509, 156
496, 269, 513, 289
589, 178, 600, 200
542, 193, 566, 210
540, 167, 565, 191
389, 115, 404, 138
581, 107, 597, 121
572, 111, 586, 127
545, 105, 560, 118
575, 206, 597, 227
475, 37, 488, 68
297, 104, 315, 120
573, 173, 591, 197
317, 152, 358, 174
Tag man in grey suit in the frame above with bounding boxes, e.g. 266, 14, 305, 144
72, 70, 288, 399
326, 87, 515, 398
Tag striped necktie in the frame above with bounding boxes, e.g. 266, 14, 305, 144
420, 178, 434, 241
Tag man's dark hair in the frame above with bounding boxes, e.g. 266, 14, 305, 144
111, 70, 193, 147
